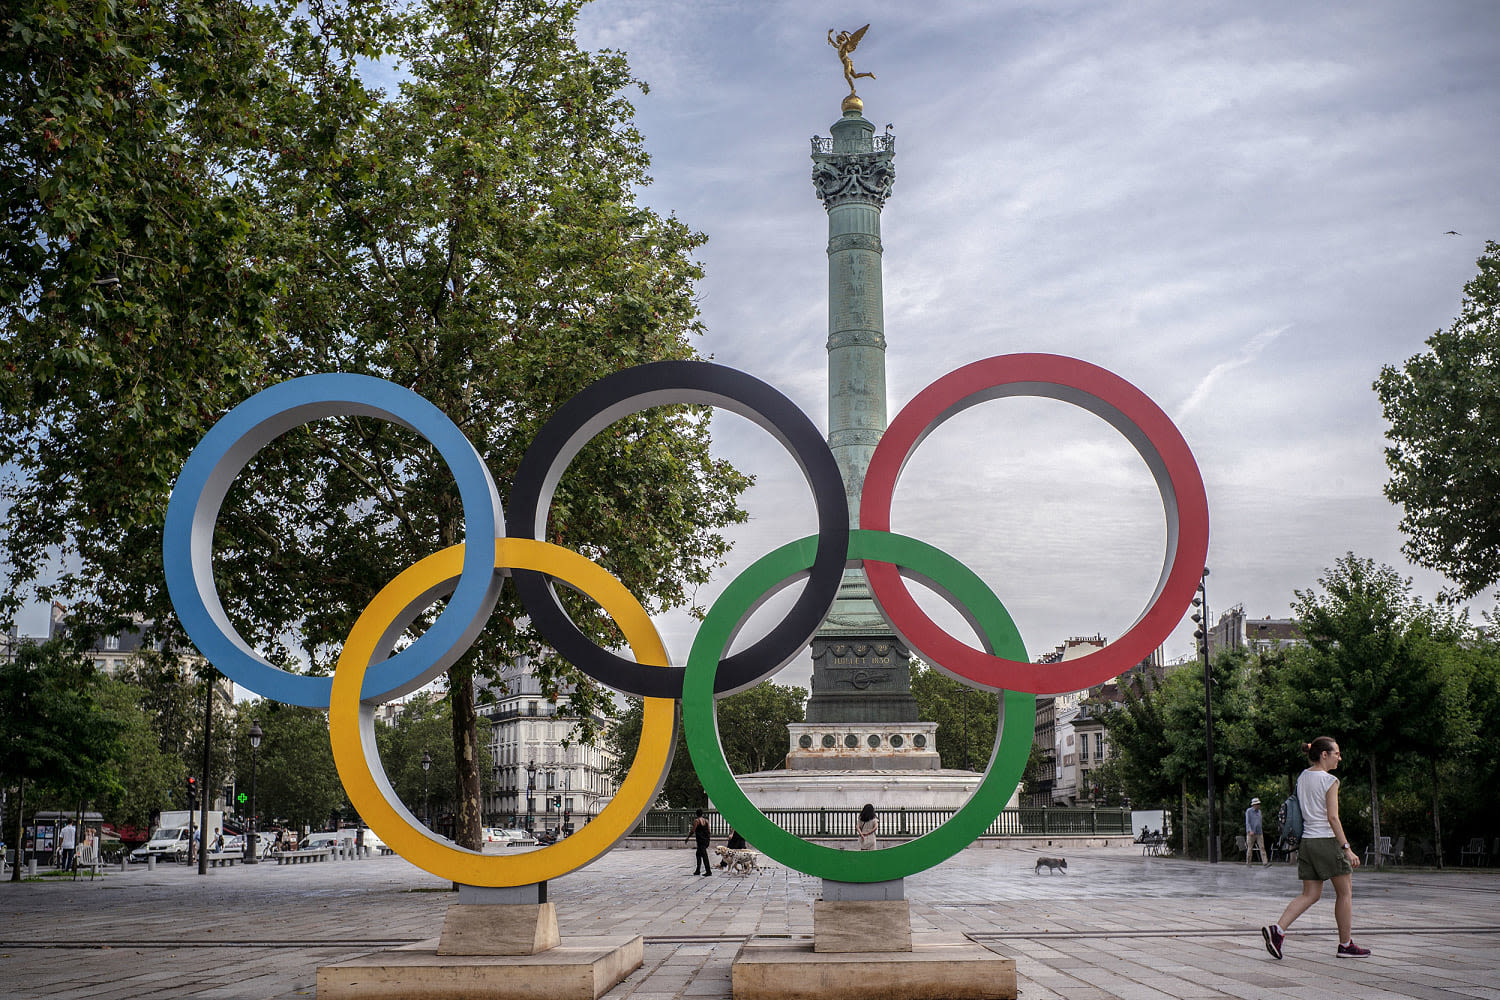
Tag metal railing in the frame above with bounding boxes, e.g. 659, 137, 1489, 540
629, 806, 1138, 839
810, 134, 895, 155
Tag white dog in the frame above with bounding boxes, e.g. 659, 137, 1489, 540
714, 845, 761, 875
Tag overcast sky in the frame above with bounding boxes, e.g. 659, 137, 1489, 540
12, 1, 1499, 700
568, 0, 1500, 688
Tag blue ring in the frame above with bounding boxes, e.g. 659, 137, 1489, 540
163, 374, 503, 707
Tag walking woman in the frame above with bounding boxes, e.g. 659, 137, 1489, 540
1261, 737, 1369, 959
856, 804, 879, 851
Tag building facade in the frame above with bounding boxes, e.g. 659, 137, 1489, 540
478, 657, 618, 831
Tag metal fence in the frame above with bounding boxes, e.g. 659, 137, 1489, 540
630, 806, 1137, 839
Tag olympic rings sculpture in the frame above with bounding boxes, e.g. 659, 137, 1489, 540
164, 354, 1208, 886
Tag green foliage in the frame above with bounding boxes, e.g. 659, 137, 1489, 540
374, 691, 493, 823
607, 680, 806, 809
910, 661, 998, 770
0, 639, 125, 808
1, 0, 750, 851
92, 676, 183, 830
1376, 240, 1500, 600
240, 701, 347, 831
1101, 554, 1500, 862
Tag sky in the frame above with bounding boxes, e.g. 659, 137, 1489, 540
562, 0, 1500, 688
11, 1, 1500, 699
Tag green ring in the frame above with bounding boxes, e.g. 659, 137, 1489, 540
683, 529, 1036, 882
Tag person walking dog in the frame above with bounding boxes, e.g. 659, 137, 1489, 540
1261, 737, 1369, 959
684, 810, 712, 877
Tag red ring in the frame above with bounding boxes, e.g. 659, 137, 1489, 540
860, 354, 1209, 694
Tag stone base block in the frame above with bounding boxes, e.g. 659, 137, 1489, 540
813, 899, 911, 952
732, 935, 1016, 1000
438, 902, 560, 955
317, 934, 643, 1000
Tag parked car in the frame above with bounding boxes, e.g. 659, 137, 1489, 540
499, 829, 538, 846
129, 826, 192, 863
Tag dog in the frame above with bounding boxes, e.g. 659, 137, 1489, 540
1034, 856, 1068, 874
714, 845, 761, 875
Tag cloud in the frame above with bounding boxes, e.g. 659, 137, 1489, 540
1178, 324, 1291, 418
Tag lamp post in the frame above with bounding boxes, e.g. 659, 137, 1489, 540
421, 749, 432, 830
245, 720, 262, 864
526, 759, 537, 832
1192, 568, 1218, 863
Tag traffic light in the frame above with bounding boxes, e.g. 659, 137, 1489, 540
186, 776, 198, 809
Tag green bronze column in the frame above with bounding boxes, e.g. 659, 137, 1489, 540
812, 104, 894, 520
793, 90, 929, 750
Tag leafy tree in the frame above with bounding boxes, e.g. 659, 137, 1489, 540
2, 0, 750, 859
0, 0, 289, 640
1376, 240, 1500, 600
374, 691, 492, 828
244, 701, 347, 832
0, 640, 124, 879
1279, 554, 1457, 857
910, 661, 998, 770
714, 682, 806, 775
607, 697, 701, 810
93, 676, 183, 831
607, 680, 806, 809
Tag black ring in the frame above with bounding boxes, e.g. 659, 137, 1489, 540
507, 360, 849, 699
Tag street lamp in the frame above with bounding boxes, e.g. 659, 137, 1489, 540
526, 759, 537, 832
421, 749, 432, 830
1192, 568, 1218, 863
246, 720, 263, 864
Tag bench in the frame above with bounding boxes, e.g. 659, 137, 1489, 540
378, 846, 396, 856
274, 849, 332, 865
1459, 838, 1487, 866
208, 853, 241, 868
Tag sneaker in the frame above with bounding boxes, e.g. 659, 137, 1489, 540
1261, 925, 1284, 959
1337, 941, 1370, 958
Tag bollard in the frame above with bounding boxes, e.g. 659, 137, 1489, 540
147, 855, 156, 871
27, 859, 37, 877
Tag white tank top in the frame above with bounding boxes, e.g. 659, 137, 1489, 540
1297, 767, 1338, 840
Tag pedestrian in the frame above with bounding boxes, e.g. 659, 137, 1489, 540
856, 803, 878, 851
1261, 737, 1369, 960
58, 820, 77, 872
683, 810, 712, 876
1245, 798, 1269, 866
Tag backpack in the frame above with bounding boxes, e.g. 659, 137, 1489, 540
1280, 793, 1303, 840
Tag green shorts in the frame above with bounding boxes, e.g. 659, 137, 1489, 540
1297, 837, 1352, 880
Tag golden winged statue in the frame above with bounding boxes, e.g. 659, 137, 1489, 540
828, 24, 875, 99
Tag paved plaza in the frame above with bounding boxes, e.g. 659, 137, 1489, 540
1, 843, 1496, 999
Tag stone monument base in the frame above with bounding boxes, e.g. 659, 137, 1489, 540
731, 934, 1017, 1000
317, 935, 643, 1000
737, 767, 1017, 813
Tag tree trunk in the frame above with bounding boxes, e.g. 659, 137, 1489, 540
1430, 758, 1444, 869
1368, 756, 1381, 868
10, 779, 23, 882
449, 657, 483, 851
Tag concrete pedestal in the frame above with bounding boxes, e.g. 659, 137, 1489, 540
437, 902, 560, 956
812, 899, 911, 953
317, 935, 644, 1000
732, 934, 1016, 1000
319, 890, 641, 1000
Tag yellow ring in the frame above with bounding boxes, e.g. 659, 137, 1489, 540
329, 538, 676, 886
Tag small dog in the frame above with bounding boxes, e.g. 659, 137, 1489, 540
1034, 856, 1068, 874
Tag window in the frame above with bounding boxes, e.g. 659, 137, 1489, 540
527, 701, 538, 717
104, 635, 119, 650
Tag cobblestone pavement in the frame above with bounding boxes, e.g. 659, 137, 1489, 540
2, 844, 1496, 999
